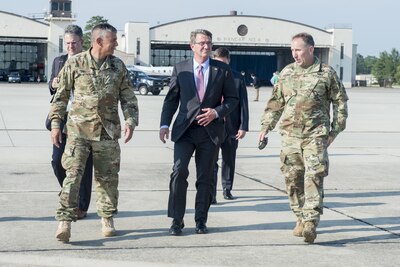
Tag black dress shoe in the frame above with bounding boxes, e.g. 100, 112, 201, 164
195, 221, 208, 234
169, 219, 184, 236
223, 189, 235, 200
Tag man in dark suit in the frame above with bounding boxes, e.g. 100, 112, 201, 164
48, 25, 93, 220
159, 29, 238, 235
212, 47, 249, 203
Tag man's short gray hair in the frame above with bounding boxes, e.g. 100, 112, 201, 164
190, 29, 212, 43
292, 32, 315, 47
64, 24, 83, 38
91, 23, 117, 42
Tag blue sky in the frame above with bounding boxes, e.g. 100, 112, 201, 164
2, 0, 397, 57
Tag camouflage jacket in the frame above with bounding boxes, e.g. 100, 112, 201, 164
261, 57, 348, 139
49, 50, 139, 141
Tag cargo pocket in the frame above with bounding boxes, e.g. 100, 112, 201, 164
61, 145, 75, 171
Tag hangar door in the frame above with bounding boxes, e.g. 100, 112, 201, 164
230, 54, 277, 86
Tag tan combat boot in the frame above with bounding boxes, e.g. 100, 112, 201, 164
293, 219, 304, 237
55, 221, 71, 242
101, 217, 116, 237
302, 221, 317, 244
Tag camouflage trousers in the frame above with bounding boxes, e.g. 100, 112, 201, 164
56, 135, 121, 221
280, 135, 329, 225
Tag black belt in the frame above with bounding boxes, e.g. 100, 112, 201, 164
191, 120, 202, 127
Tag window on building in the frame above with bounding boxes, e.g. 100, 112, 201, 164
51, 2, 59, 11
340, 67, 343, 80
59, 37, 63, 53
64, 2, 71, 11
340, 44, 344, 59
136, 38, 140, 55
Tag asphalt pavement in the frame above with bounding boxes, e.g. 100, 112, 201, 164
0, 83, 399, 267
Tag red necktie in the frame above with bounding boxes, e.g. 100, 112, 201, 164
196, 65, 205, 102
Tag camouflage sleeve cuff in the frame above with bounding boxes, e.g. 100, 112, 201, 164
329, 131, 338, 140
51, 119, 61, 129
125, 118, 137, 129
260, 124, 271, 133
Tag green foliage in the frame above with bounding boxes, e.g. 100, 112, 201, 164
372, 48, 400, 87
356, 54, 377, 74
395, 64, 400, 84
82, 16, 108, 50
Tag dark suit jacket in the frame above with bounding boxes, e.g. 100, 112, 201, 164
160, 58, 239, 145
224, 70, 249, 137
48, 54, 68, 95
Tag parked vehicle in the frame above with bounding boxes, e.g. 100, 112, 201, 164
8, 72, 21, 83
128, 69, 165, 95
0, 70, 8, 81
149, 74, 171, 86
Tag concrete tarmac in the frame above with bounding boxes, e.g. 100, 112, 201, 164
0, 83, 399, 266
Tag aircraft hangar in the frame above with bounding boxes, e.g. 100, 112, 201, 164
0, 3, 356, 87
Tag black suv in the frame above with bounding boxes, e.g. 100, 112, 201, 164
128, 69, 165, 95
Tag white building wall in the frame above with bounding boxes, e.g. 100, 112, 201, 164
124, 22, 150, 65
147, 16, 354, 87
151, 16, 333, 48
0, 12, 48, 38
352, 44, 358, 86
326, 28, 353, 88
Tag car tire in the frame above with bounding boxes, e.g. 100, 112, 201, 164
152, 90, 161, 95
139, 86, 149, 95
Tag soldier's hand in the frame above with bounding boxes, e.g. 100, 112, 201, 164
159, 127, 169, 144
124, 125, 134, 143
51, 77, 59, 89
258, 130, 268, 142
51, 128, 62, 148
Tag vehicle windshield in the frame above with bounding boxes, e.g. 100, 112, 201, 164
137, 72, 147, 77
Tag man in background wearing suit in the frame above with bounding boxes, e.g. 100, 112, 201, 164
48, 24, 93, 220
159, 29, 238, 235
212, 47, 249, 203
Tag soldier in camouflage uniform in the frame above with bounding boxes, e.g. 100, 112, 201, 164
49, 23, 139, 243
259, 32, 348, 244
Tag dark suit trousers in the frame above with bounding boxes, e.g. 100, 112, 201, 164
213, 137, 239, 198
168, 124, 219, 223
51, 133, 93, 211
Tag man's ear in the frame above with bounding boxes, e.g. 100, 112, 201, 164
96, 37, 103, 47
309, 45, 314, 54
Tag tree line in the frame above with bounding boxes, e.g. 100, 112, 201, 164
357, 48, 400, 87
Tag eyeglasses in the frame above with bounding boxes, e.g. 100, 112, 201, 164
65, 41, 79, 46
194, 41, 213, 47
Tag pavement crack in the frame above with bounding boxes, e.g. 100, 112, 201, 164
0, 110, 15, 147
237, 171, 400, 238
324, 207, 400, 238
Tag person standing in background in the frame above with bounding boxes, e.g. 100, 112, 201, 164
212, 47, 249, 203
270, 71, 279, 88
251, 73, 260, 101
